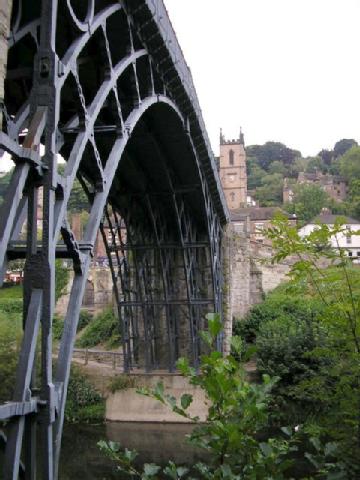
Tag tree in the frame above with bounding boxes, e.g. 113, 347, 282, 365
67, 178, 90, 213
288, 157, 308, 178
339, 146, 360, 181
344, 179, 360, 219
246, 142, 301, 171
268, 160, 286, 175
255, 173, 283, 206
305, 156, 325, 174
246, 159, 266, 190
55, 259, 69, 301
333, 138, 358, 158
318, 149, 333, 166
57, 163, 89, 213
288, 183, 328, 224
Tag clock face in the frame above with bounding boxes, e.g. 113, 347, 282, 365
229, 175, 235, 183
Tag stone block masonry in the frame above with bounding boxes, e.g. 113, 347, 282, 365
56, 266, 114, 316
106, 374, 208, 423
223, 224, 292, 324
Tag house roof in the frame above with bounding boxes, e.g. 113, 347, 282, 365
310, 214, 360, 225
230, 207, 294, 222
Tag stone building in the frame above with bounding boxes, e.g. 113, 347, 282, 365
219, 129, 247, 209
230, 206, 296, 245
283, 171, 348, 204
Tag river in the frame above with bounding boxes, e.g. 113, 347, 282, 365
60, 422, 201, 479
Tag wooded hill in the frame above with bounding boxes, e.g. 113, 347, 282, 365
247, 138, 360, 222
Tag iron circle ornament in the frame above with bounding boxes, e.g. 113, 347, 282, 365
66, 0, 94, 32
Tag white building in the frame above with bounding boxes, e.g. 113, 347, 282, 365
299, 214, 360, 260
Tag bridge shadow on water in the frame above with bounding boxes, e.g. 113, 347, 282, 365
59, 422, 204, 479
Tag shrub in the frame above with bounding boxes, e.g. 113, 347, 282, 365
108, 375, 137, 393
256, 313, 330, 387
52, 310, 93, 343
0, 312, 22, 402
77, 307, 120, 349
233, 291, 322, 344
65, 365, 104, 423
78, 309, 93, 331
53, 314, 64, 341
55, 259, 69, 301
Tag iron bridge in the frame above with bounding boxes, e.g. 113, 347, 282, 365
0, 0, 229, 478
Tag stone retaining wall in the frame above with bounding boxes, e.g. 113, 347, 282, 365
106, 374, 208, 423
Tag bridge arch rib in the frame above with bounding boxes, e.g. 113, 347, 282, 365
0, 1, 229, 478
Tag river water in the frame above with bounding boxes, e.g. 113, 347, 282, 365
59, 422, 201, 479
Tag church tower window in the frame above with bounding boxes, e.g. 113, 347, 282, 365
230, 192, 235, 202
229, 149, 234, 165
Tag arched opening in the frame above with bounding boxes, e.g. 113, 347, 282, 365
82, 280, 94, 307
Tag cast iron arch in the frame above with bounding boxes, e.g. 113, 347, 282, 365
0, 1, 227, 478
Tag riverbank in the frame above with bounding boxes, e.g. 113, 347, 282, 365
60, 422, 201, 479
106, 373, 208, 423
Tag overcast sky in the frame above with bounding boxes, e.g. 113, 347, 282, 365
163, 0, 360, 158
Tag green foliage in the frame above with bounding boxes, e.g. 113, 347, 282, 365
55, 260, 69, 301
268, 160, 286, 175
0, 286, 23, 313
77, 307, 120, 348
317, 149, 333, 166
78, 309, 93, 331
333, 138, 357, 158
246, 159, 266, 190
0, 298, 23, 313
53, 314, 64, 340
263, 215, 360, 473
65, 365, 104, 423
304, 156, 325, 174
108, 375, 137, 393
0, 261, 69, 306
52, 310, 93, 342
254, 172, 284, 206
57, 164, 89, 214
0, 285, 22, 298
246, 142, 301, 171
234, 293, 322, 344
256, 311, 329, 387
285, 183, 329, 223
343, 178, 360, 219
339, 145, 360, 181
101, 314, 298, 479
0, 169, 13, 205
0, 311, 22, 403
68, 179, 90, 213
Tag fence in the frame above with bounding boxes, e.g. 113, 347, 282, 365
72, 348, 124, 370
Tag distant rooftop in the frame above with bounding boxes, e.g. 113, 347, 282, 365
310, 214, 360, 225
230, 206, 294, 222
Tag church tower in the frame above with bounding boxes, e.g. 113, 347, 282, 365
219, 128, 247, 210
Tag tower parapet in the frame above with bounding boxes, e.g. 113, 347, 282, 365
220, 127, 245, 146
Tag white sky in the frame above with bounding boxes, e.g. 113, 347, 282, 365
163, 0, 360, 157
